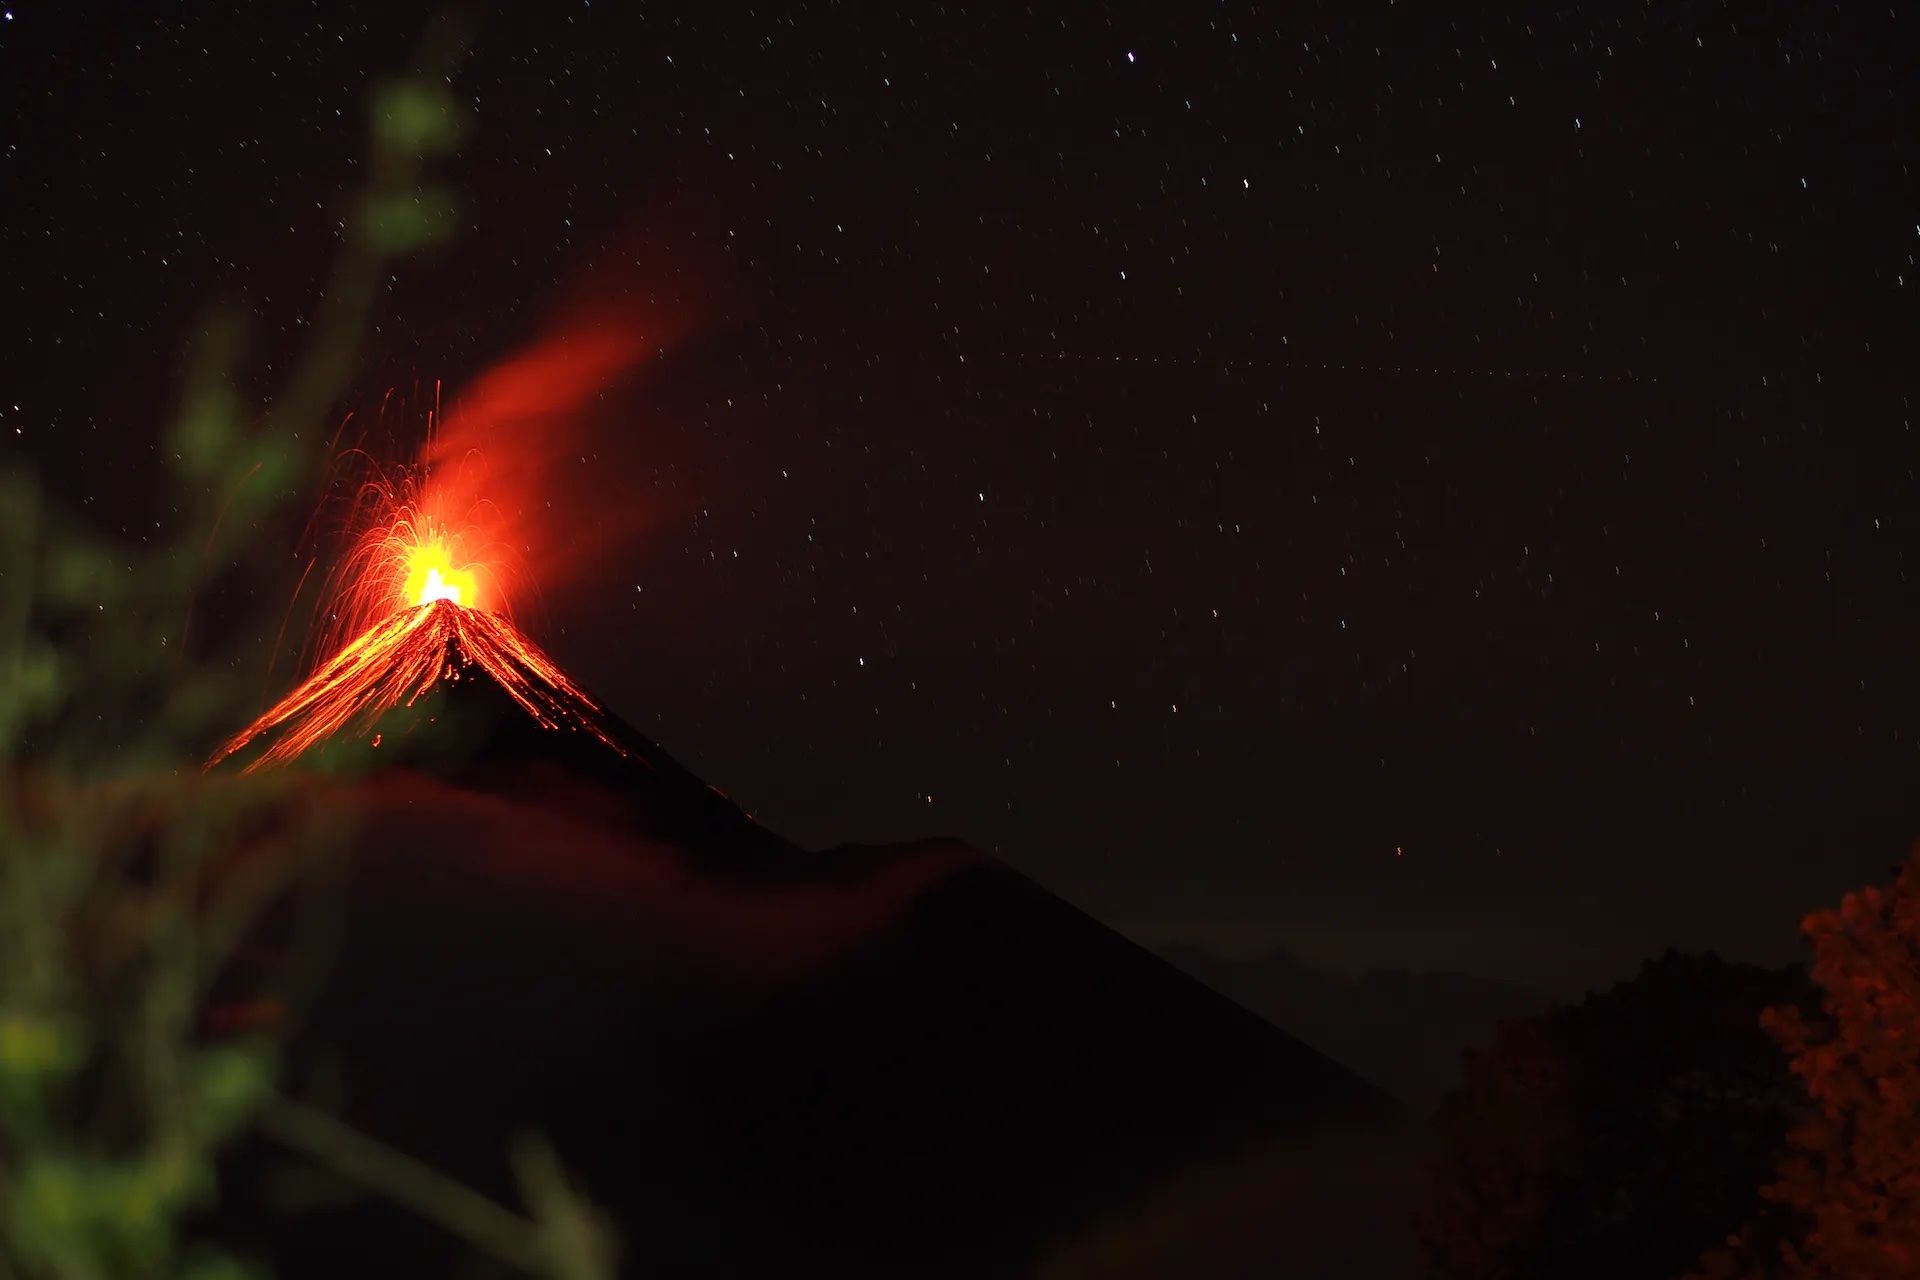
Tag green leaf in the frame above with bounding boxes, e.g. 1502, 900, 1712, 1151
372, 79, 464, 156
0, 640, 65, 739
365, 186, 461, 254
189, 1044, 275, 1143
6, 1157, 173, 1274
0, 1011, 85, 1076
45, 540, 124, 607
169, 381, 243, 480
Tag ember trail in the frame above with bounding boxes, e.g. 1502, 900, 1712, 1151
211, 479, 623, 773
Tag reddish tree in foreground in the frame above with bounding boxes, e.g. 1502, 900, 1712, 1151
1422, 952, 1807, 1280
1695, 848, 1920, 1279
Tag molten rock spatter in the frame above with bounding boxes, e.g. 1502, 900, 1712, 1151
210, 599, 625, 773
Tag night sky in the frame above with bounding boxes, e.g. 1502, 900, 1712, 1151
8, 3, 1916, 994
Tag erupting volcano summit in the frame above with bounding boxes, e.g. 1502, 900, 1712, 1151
209, 596, 627, 773
205, 453, 780, 856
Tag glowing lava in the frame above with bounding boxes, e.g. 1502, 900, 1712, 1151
320, 482, 510, 649
404, 539, 479, 608
214, 471, 620, 773
210, 598, 625, 773
222, 306, 662, 774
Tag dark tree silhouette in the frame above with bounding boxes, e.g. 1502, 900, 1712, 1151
1693, 848, 1920, 1279
1422, 950, 1812, 1280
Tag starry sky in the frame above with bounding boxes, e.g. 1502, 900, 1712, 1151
7, 2, 1916, 994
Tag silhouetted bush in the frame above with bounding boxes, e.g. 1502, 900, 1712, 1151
1423, 949, 1813, 1280
1693, 847, 1920, 1280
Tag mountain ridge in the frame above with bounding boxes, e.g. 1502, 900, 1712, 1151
212, 601, 1422, 1275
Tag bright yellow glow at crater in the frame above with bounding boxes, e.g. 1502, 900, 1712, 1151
403, 541, 479, 609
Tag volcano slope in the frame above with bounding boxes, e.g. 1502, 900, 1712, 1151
211, 603, 1419, 1277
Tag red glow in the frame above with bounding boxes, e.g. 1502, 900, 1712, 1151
211, 599, 624, 773
226, 304, 664, 771
305, 309, 652, 655
413, 312, 651, 613
310, 464, 512, 659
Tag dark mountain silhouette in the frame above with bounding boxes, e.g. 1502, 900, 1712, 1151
1159, 943, 1552, 1113
214, 604, 1420, 1276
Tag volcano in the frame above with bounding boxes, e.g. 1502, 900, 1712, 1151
213, 597, 1420, 1277
212, 598, 775, 852
212, 599, 631, 773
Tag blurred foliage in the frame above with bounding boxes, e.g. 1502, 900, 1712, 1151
0, 16, 614, 1279
1420, 950, 1813, 1280
1692, 849, 1920, 1280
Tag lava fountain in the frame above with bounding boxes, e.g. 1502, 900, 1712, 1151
212, 305, 662, 774
209, 470, 625, 774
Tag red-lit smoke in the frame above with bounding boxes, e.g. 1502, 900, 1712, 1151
303, 304, 662, 658
414, 311, 653, 614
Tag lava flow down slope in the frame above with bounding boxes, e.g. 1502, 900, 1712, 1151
211, 598, 626, 772
207, 492, 1418, 1277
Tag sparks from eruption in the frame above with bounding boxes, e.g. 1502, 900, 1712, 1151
215, 445, 620, 773
312, 454, 514, 655
222, 308, 663, 773
210, 597, 625, 773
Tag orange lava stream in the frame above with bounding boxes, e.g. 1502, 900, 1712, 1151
211, 599, 624, 773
